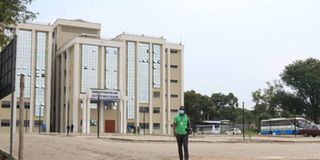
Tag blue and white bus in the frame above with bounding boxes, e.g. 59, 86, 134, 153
260, 117, 309, 135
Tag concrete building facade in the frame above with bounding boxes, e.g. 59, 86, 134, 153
0, 19, 183, 135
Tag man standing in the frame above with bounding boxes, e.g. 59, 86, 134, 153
173, 106, 191, 160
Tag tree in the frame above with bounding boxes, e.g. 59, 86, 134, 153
0, 0, 37, 47
281, 58, 320, 123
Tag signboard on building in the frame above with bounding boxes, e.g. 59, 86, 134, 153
0, 36, 17, 100
90, 88, 120, 102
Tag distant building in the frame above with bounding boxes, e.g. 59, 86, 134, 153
0, 19, 184, 135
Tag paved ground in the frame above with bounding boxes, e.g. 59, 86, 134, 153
1, 133, 320, 160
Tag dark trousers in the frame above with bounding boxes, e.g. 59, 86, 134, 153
176, 134, 189, 160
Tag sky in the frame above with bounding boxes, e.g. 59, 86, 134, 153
29, 0, 320, 109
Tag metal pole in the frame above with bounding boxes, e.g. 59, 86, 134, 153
19, 74, 25, 160
242, 102, 245, 140
97, 94, 100, 138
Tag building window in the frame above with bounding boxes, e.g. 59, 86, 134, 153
138, 43, 150, 103
34, 120, 43, 127
105, 47, 119, 89
170, 65, 178, 69
170, 80, 178, 83
171, 109, 178, 112
127, 42, 136, 119
1, 101, 10, 108
139, 123, 149, 129
171, 94, 179, 98
90, 119, 97, 126
153, 91, 160, 98
170, 49, 179, 54
139, 107, 149, 113
35, 32, 46, 117
153, 44, 161, 88
81, 44, 98, 92
1, 119, 10, 127
153, 123, 160, 129
16, 30, 32, 98
153, 107, 160, 113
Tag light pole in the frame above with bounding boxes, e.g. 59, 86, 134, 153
242, 102, 245, 140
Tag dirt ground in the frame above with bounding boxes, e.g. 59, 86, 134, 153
1, 133, 320, 160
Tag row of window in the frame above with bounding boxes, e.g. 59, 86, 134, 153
139, 123, 161, 129
1, 102, 30, 109
139, 107, 160, 113
152, 92, 179, 98
1, 120, 43, 127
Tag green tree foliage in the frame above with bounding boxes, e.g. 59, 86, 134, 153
0, 0, 37, 47
185, 90, 248, 124
281, 58, 320, 123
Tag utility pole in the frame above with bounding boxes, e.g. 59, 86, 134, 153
67, 102, 70, 136
242, 102, 245, 140
97, 93, 100, 138
19, 74, 25, 160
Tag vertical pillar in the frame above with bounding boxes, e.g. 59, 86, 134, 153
65, 49, 70, 132
46, 31, 52, 133
86, 97, 91, 133
135, 42, 140, 130
60, 53, 65, 132
81, 95, 87, 134
29, 29, 36, 133
119, 45, 126, 134
148, 43, 153, 134
99, 101, 104, 133
166, 48, 171, 134
72, 43, 80, 132
99, 46, 105, 134
161, 46, 166, 134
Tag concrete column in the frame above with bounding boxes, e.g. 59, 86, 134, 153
81, 95, 87, 134
86, 98, 91, 133
99, 101, 104, 133
161, 46, 166, 134
166, 48, 171, 134
135, 42, 140, 129
119, 45, 126, 134
148, 43, 153, 134
60, 53, 65, 132
99, 46, 105, 134
65, 49, 70, 132
29, 29, 36, 133
72, 43, 80, 132
46, 31, 52, 133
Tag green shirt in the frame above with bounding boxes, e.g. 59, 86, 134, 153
174, 114, 189, 135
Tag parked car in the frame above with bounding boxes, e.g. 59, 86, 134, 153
225, 128, 242, 135
300, 124, 320, 137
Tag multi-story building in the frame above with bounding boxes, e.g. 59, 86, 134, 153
0, 22, 53, 133
0, 19, 184, 135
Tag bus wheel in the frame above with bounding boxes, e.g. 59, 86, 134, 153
312, 135, 316, 137
304, 133, 309, 137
